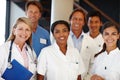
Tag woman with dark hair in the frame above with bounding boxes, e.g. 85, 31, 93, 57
90, 21, 120, 80
37, 20, 85, 80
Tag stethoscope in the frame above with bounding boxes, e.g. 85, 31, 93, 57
7, 40, 37, 69
7, 40, 13, 69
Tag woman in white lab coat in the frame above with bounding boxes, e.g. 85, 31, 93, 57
90, 21, 120, 80
37, 20, 85, 80
0, 17, 37, 80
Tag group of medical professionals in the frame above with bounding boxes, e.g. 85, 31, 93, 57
0, 1, 120, 80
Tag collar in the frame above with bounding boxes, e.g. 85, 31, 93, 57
53, 41, 71, 52
13, 42, 27, 52
105, 48, 120, 55
70, 31, 84, 39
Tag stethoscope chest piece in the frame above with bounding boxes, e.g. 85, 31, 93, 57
7, 62, 12, 69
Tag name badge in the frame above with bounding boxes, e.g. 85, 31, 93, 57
40, 38, 47, 44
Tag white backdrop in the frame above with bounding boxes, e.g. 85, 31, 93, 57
0, 1, 6, 45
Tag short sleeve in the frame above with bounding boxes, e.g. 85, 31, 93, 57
37, 49, 47, 75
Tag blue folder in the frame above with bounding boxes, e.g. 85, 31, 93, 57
2, 59, 33, 80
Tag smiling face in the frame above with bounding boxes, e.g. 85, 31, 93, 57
26, 4, 41, 24
87, 16, 102, 33
13, 22, 32, 44
53, 24, 69, 46
70, 11, 85, 33
103, 26, 119, 49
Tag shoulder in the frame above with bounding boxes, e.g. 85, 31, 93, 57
114, 48, 120, 57
82, 33, 91, 39
82, 33, 88, 39
94, 52, 105, 61
37, 25, 49, 34
82, 33, 93, 44
0, 41, 11, 58
0, 41, 10, 49
40, 45, 53, 53
38, 45, 54, 59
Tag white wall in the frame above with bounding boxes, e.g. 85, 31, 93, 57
0, 1, 6, 45
10, 2, 26, 29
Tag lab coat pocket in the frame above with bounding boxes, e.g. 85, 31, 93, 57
70, 62, 79, 79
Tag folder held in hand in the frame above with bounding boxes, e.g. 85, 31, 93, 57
2, 59, 33, 80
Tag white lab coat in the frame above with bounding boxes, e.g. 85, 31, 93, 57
51, 32, 104, 80
68, 33, 104, 80
0, 41, 37, 80
37, 42, 85, 80
91, 48, 120, 80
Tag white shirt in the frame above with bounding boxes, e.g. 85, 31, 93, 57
91, 48, 120, 80
37, 42, 85, 80
80, 33, 104, 80
0, 41, 37, 80
87, 33, 104, 54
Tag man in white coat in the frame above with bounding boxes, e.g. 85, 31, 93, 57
80, 10, 104, 80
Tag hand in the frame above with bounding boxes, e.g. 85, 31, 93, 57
90, 74, 104, 80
